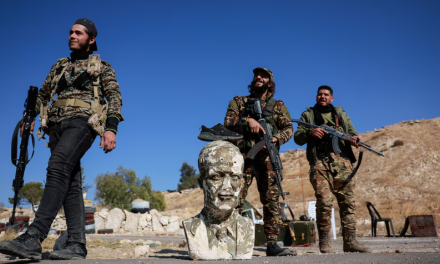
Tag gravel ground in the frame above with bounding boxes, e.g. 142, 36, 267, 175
0, 235, 439, 262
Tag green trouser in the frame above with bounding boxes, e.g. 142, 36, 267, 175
310, 153, 357, 232
238, 153, 282, 243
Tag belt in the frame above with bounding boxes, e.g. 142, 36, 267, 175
317, 153, 349, 162
51, 99, 91, 108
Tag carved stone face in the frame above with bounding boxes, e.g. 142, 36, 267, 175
198, 141, 244, 211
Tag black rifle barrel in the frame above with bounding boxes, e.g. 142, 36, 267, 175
11, 86, 38, 225
250, 100, 289, 200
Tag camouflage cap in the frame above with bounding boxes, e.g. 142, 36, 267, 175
253, 67, 273, 81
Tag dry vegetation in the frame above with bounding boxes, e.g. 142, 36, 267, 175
164, 117, 440, 236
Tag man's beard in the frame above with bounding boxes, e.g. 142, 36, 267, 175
250, 80, 270, 94
69, 39, 90, 52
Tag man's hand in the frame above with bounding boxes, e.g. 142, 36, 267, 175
310, 128, 328, 139
248, 118, 266, 134
263, 137, 278, 150
349, 136, 361, 148
100, 131, 117, 153
20, 120, 35, 138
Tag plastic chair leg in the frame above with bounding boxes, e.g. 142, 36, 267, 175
389, 221, 395, 237
373, 221, 377, 237
385, 221, 391, 237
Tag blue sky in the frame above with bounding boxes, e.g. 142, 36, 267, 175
1, 0, 439, 207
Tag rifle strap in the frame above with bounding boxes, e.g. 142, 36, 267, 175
340, 151, 363, 189
11, 120, 35, 166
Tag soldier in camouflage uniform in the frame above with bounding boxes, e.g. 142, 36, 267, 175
293, 86, 370, 254
224, 68, 296, 256
0, 19, 123, 260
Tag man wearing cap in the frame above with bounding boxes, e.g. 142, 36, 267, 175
0, 19, 123, 260
224, 68, 295, 256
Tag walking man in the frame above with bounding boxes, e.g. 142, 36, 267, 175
0, 18, 123, 260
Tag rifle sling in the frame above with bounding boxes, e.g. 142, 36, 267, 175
340, 151, 363, 189
11, 119, 35, 166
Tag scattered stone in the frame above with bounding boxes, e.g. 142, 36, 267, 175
97, 209, 109, 219
138, 214, 150, 229
95, 215, 105, 231
119, 239, 132, 245
151, 214, 165, 232
134, 245, 149, 258
159, 216, 169, 226
146, 214, 152, 222
124, 210, 140, 233
150, 209, 163, 219
105, 208, 125, 233
166, 220, 180, 232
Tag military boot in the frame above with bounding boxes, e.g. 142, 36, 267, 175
0, 231, 42, 260
49, 241, 87, 260
318, 231, 333, 253
342, 228, 371, 253
266, 242, 298, 256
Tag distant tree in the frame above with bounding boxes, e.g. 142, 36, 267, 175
81, 166, 93, 193
95, 166, 166, 211
177, 162, 200, 191
142, 176, 166, 211
8, 182, 44, 212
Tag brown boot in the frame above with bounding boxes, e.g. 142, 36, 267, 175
342, 228, 371, 253
318, 231, 333, 253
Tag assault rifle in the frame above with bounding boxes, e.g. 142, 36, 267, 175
245, 99, 290, 200
10, 86, 38, 225
291, 119, 384, 157
291, 119, 384, 187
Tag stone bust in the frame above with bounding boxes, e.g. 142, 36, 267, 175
182, 141, 254, 260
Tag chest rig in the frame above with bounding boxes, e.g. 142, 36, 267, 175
38, 54, 108, 139
236, 96, 278, 135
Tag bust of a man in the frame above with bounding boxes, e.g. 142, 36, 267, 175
182, 141, 254, 260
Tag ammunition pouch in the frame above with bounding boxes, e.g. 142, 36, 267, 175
39, 103, 49, 134
87, 98, 108, 137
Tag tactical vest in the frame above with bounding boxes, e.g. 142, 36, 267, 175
235, 96, 279, 136
38, 54, 108, 140
305, 107, 356, 164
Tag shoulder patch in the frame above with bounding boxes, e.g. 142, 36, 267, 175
276, 101, 284, 107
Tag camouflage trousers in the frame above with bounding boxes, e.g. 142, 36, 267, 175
237, 154, 281, 243
310, 153, 356, 232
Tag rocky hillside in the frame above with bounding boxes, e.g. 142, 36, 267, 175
164, 117, 440, 235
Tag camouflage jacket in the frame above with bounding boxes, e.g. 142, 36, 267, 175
224, 93, 293, 153
36, 55, 123, 131
294, 106, 358, 165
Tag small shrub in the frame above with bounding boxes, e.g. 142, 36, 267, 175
393, 140, 404, 147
